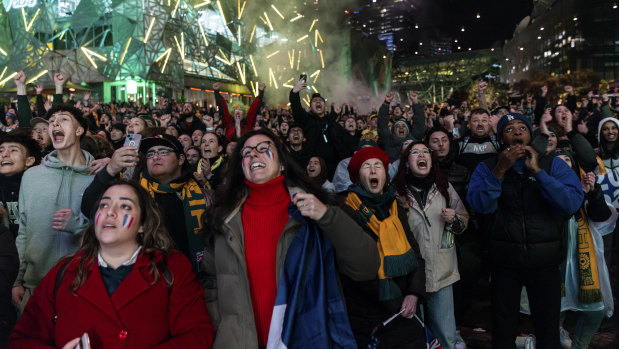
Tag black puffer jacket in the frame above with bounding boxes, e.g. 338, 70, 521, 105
485, 156, 569, 269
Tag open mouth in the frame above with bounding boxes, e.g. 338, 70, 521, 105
513, 139, 524, 144
1, 161, 13, 166
52, 130, 65, 142
477, 126, 485, 131
103, 223, 117, 229
417, 160, 428, 169
250, 162, 266, 170
308, 167, 316, 174
369, 178, 380, 189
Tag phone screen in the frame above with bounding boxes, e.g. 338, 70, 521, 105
300, 74, 307, 83
124, 134, 142, 151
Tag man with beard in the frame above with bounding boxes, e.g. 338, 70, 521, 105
286, 123, 313, 169
456, 108, 499, 173
467, 113, 583, 349
379, 92, 426, 162
198, 132, 226, 190
81, 134, 208, 275
290, 79, 339, 178
178, 102, 203, 135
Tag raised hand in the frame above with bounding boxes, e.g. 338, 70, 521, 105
385, 91, 395, 104
292, 78, 306, 93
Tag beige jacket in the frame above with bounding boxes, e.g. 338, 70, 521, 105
202, 191, 380, 349
400, 183, 468, 293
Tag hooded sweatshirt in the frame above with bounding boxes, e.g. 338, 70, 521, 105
597, 117, 619, 172
14, 150, 94, 290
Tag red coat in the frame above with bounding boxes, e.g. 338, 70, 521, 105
9, 250, 214, 348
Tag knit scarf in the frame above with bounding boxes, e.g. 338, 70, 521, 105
345, 191, 418, 301
139, 172, 206, 272
576, 208, 602, 303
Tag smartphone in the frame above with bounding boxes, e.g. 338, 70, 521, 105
300, 74, 307, 83
76, 332, 90, 349
452, 127, 460, 137
124, 134, 142, 151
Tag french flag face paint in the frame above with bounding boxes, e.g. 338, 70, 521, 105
265, 150, 274, 160
95, 212, 101, 226
122, 214, 134, 229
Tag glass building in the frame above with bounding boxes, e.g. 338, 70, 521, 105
0, 0, 349, 105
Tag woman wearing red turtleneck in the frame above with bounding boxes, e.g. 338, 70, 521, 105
203, 129, 380, 349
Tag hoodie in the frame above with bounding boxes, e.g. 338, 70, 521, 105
597, 117, 619, 172
14, 150, 94, 290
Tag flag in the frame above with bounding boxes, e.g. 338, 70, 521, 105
266, 204, 357, 349
414, 314, 443, 349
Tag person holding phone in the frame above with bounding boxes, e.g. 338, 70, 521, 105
10, 181, 214, 348
80, 134, 210, 276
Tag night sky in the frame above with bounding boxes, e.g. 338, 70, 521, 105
394, 0, 534, 54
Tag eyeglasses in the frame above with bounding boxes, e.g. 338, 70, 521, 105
409, 149, 431, 157
146, 148, 174, 158
241, 141, 273, 158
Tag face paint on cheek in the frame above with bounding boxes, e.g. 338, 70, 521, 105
122, 214, 134, 229
265, 150, 274, 160
95, 212, 101, 226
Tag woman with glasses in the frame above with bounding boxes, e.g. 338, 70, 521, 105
10, 181, 214, 348
393, 142, 469, 349
202, 129, 380, 348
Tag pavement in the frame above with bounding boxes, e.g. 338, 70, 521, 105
456, 264, 619, 349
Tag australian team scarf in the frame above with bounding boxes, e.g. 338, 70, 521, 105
345, 190, 418, 301
575, 210, 602, 303
139, 172, 206, 273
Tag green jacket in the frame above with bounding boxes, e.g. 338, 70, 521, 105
202, 189, 380, 349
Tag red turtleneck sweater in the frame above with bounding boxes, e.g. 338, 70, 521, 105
242, 175, 290, 346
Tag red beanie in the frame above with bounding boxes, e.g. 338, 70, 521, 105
347, 147, 390, 183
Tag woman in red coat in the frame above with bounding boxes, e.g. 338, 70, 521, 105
9, 181, 214, 349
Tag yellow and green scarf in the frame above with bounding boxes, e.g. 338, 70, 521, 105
139, 173, 206, 274
576, 209, 602, 303
345, 191, 418, 301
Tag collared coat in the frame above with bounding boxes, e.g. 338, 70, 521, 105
9, 250, 214, 349
202, 189, 381, 349
399, 183, 469, 293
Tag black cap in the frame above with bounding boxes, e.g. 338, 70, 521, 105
311, 93, 325, 102
139, 134, 183, 155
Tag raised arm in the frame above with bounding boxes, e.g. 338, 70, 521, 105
53, 73, 67, 106
289, 79, 309, 127
245, 83, 265, 133
14, 71, 31, 127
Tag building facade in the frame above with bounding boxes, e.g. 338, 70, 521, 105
502, 0, 619, 83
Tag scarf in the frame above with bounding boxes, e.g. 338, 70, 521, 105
576, 208, 602, 303
266, 204, 356, 349
139, 172, 206, 273
345, 191, 418, 301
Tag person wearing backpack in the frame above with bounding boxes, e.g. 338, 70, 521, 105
9, 181, 214, 349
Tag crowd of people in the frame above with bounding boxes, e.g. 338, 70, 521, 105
0, 69, 617, 349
